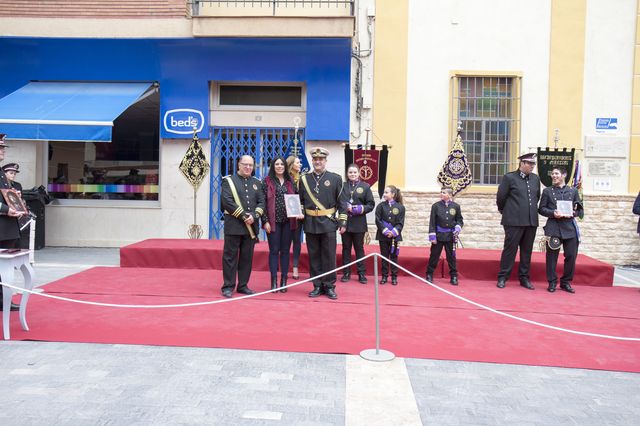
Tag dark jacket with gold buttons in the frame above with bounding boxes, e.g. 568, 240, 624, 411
298, 171, 346, 234
221, 173, 265, 236
338, 180, 375, 233
538, 185, 583, 239
496, 170, 541, 227
428, 200, 463, 243
375, 201, 405, 241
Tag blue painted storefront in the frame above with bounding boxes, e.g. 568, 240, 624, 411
0, 37, 351, 140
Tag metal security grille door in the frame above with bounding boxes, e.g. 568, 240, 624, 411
209, 127, 305, 239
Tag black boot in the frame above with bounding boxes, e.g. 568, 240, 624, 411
391, 275, 398, 285
325, 287, 338, 300
340, 272, 351, 282
270, 276, 278, 291
380, 275, 388, 285
358, 273, 368, 284
280, 275, 288, 293
560, 282, 575, 293
309, 286, 324, 297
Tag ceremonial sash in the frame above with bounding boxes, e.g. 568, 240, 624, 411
224, 176, 256, 240
301, 174, 335, 219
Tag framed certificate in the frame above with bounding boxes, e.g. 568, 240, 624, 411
1, 188, 28, 214
284, 194, 302, 217
556, 200, 573, 217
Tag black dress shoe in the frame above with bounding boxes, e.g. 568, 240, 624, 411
450, 276, 458, 286
496, 278, 506, 288
325, 288, 338, 300
237, 287, 255, 295
391, 276, 398, 286
221, 289, 233, 298
340, 273, 351, 282
0, 302, 20, 311
358, 273, 368, 284
426, 273, 433, 283
560, 283, 575, 293
519, 279, 535, 290
380, 276, 388, 285
547, 282, 557, 293
280, 277, 288, 293
308, 288, 324, 298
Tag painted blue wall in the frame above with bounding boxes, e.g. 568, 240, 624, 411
0, 37, 352, 140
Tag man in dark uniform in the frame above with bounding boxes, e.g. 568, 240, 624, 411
338, 164, 375, 284
220, 155, 265, 298
0, 135, 24, 311
426, 187, 464, 285
496, 152, 541, 290
538, 166, 583, 293
299, 147, 346, 299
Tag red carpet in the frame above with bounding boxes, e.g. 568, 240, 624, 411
120, 239, 614, 286
7, 266, 639, 372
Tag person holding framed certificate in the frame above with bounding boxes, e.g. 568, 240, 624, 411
538, 166, 584, 293
262, 156, 301, 293
0, 135, 26, 311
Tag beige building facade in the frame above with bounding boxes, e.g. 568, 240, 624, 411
372, 0, 640, 265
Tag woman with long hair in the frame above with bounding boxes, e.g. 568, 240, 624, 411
262, 156, 298, 292
286, 155, 304, 279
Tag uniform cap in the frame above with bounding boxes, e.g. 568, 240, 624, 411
2, 163, 19, 173
0, 134, 8, 148
517, 153, 536, 163
309, 147, 329, 158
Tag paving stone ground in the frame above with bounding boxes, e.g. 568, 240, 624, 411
0, 247, 638, 425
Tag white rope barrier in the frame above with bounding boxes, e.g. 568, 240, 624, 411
2, 252, 639, 341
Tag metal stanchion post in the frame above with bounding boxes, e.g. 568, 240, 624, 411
360, 253, 395, 361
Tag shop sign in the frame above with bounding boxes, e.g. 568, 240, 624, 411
163, 109, 205, 135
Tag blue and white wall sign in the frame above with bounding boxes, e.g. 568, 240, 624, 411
163, 109, 205, 135
595, 117, 618, 134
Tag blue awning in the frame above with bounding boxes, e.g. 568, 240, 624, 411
0, 82, 154, 142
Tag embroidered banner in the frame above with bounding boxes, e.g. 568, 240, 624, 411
536, 147, 575, 188
437, 132, 472, 196
353, 149, 380, 187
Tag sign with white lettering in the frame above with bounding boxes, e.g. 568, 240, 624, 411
163, 109, 205, 135
595, 117, 618, 134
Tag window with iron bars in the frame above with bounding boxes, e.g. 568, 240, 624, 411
452, 75, 521, 185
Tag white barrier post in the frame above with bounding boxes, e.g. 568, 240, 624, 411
360, 253, 395, 362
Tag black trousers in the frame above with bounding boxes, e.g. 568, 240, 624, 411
221, 233, 256, 292
498, 225, 537, 280
546, 237, 579, 285
306, 232, 337, 290
426, 241, 457, 277
341, 231, 366, 275
379, 240, 398, 277
0, 239, 19, 299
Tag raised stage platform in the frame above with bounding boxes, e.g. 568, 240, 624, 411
120, 239, 614, 287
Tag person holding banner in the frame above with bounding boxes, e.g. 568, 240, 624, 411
375, 185, 405, 285
538, 166, 583, 293
426, 187, 464, 285
220, 155, 265, 298
496, 153, 541, 290
299, 147, 346, 300
338, 164, 375, 284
